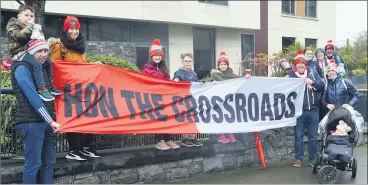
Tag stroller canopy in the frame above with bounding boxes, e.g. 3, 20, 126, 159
326, 107, 356, 134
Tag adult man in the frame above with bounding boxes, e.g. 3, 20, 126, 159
288, 51, 325, 168
325, 40, 346, 76
11, 39, 60, 184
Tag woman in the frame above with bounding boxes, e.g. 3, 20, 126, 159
210, 52, 239, 143
142, 38, 180, 151
315, 48, 329, 80
49, 16, 86, 63
304, 48, 323, 79
49, 16, 98, 161
322, 61, 359, 112
315, 48, 329, 121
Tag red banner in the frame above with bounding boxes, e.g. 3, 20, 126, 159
53, 61, 199, 134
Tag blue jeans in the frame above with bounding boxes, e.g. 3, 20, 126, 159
18, 122, 56, 184
294, 109, 319, 162
22, 53, 53, 89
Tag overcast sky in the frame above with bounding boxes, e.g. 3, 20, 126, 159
335, 1, 367, 47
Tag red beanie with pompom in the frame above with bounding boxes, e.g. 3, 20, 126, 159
293, 50, 307, 66
149, 38, 164, 58
325, 40, 335, 51
217, 52, 229, 66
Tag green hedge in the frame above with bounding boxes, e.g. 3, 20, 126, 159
86, 56, 140, 72
352, 68, 366, 76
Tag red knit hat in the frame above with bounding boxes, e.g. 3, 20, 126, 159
325, 40, 335, 51
63, 16, 81, 32
293, 50, 307, 66
149, 38, 164, 58
217, 52, 229, 66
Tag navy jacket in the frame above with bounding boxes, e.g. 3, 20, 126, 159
322, 75, 359, 107
307, 60, 324, 79
288, 67, 325, 110
173, 68, 199, 82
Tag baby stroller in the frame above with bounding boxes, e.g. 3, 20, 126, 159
312, 107, 359, 184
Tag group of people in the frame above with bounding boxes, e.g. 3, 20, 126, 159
5, 5, 360, 184
278, 43, 359, 168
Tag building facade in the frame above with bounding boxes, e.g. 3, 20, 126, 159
1, 0, 335, 78
268, 0, 337, 54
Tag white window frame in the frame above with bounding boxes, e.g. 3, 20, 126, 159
282, 0, 296, 15
305, 0, 317, 18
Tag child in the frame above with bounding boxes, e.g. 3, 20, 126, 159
210, 52, 239, 143
142, 38, 180, 151
173, 53, 203, 147
6, 5, 61, 101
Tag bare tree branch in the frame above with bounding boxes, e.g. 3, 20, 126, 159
24, 0, 35, 6
16, 0, 24, 6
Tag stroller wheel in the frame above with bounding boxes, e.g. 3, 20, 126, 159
352, 158, 357, 178
317, 165, 340, 184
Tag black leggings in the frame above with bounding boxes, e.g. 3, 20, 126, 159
155, 134, 171, 142
66, 133, 93, 151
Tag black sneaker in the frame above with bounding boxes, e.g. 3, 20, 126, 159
66, 150, 87, 161
190, 139, 203, 147
80, 148, 100, 158
181, 139, 195, 147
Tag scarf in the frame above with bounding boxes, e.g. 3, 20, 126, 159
294, 69, 308, 78
180, 66, 192, 72
295, 69, 315, 104
60, 31, 86, 54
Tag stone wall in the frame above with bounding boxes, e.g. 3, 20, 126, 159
2, 128, 310, 184
1, 125, 367, 184
0, 37, 137, 64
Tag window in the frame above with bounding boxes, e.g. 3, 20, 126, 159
43, 15, 64, 38
241, 34, 255, 63
193, 27, 216, 79
87, 19, 131, 42
305, 38, 317, 48
198, 0, 228, 6
305, 0, 317, 18
132, 22, 169, 62
282, 0, 295, 15
282, 37, 296, 52
131, 22, 168, 45
1, 11, 18, 37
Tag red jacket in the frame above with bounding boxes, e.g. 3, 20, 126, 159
142, 62, 170, 80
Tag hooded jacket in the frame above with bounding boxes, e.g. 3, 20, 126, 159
210, 67, 239, 81
142, 61, 170, 80
48, 37, 87, 63
288, 67, 325, 110
6, 17, 32, 57
322, 75, 359, 107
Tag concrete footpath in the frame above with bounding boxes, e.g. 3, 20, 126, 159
168, 145, 367, 184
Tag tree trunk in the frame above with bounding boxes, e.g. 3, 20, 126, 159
17, 0, 46, 25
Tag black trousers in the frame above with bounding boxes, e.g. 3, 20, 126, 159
155, 134, 171, 142
66, 133, 93, 151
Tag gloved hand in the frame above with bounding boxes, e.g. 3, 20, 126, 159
27, 23, 34, 31
30, 24, 45, 40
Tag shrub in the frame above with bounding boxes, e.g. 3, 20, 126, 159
352, 68, 367, 76
0, 70, 12, 88
86, 56, 140, 72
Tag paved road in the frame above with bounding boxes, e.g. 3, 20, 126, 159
169, 145, 367, 184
